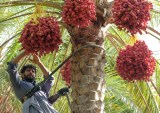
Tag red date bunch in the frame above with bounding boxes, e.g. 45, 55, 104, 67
19, 17, 62, 56
111, 0, 153, 35
116, 41, 156, 82
62, 0, 96, 28
60, 60, 71, 86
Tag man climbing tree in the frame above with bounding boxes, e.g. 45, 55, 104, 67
0, 0, 157, 112
7, 51, 69, 113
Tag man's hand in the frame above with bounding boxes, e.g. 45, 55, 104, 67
29, 54, 41, 65
30, 54, 49, 77
57, 87, 69, 96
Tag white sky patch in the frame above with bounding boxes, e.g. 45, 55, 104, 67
138, 26, 160, 59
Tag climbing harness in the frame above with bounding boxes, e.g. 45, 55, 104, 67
24, 44, 105, 101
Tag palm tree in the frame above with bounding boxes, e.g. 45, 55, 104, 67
0, 0, 160, 113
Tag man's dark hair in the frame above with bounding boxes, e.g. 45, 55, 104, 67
20, 64, 36, 74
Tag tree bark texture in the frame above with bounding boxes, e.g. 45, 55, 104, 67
69, 23, 106, 113
66, 1, 113, 112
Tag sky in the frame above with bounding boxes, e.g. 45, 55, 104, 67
140, 34, 160, 59
138, 26, 160, 59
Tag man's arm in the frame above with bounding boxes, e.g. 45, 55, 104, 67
7, 51, 27, 86
48, 87, 69, 104
30, 55, 50, 77
48, 93, 60, 104
12, 51, 26, 64
30, 55, 53, 97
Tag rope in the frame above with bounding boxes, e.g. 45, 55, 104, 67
25, 44, 105, 99
65, 92, 72, 111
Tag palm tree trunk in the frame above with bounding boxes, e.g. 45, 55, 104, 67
67, 1, 113, 112
69, 23, 106, 113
